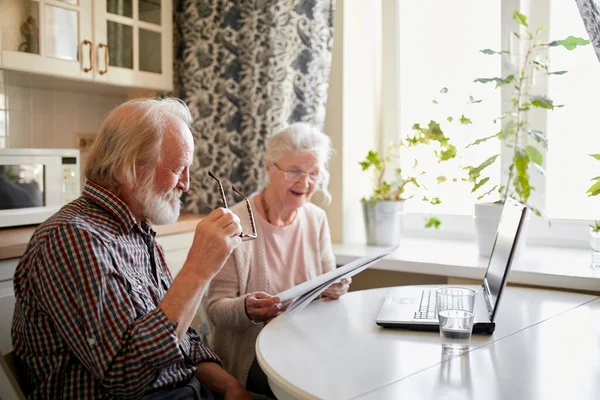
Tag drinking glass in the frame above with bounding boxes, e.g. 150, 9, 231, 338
436, 287, 477, 354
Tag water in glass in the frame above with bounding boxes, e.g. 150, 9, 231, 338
438, 309, 475, 353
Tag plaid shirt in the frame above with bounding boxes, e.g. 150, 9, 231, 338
12, 182, 222, 399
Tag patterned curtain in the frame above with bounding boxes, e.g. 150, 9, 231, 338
576, 0, 600, 62
174, 0, 335, 214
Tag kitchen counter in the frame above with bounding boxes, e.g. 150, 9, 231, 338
0, 214, 204, 260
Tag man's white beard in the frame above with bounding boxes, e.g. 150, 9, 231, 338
135, 178, 183, 225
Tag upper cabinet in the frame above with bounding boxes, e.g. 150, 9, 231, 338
93, 0, 172, 90
0, 0, 173, 91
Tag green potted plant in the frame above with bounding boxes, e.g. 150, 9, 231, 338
462, 10, 589, 256
587, 154, 600, 269
359, 122, 456, 246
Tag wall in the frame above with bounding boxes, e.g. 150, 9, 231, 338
323, 0, 383, 244
0, 70, 127, 150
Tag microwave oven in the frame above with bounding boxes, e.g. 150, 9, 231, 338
0, 148, 81, 228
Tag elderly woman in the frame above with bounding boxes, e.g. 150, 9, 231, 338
203, 123, 351, 397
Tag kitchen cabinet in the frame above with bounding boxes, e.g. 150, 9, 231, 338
0, 0, 172, 91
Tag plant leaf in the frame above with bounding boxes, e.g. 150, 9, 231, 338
437, 176, 447, 184
440, 87, 448, 94
468, 95, 483, 104
425, 217, 441, 229
528, 129, 548, 148
447, 116, 453, 123
480, 48, 496, 55
549, 36, 590, 50
513, 10, 528, 27
525, 145, 543, 166
432, 99, 439, 104
472, 177, 490, 193
474, 75, 515, 88
548, 70, 568, 75
587, 179, 600, 197
530, 95, 554, 109
466, 133, 499, 148
590, 154, 600, 161
459, 115, 472, 125
513, 150, 532, 204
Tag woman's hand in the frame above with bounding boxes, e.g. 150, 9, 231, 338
321, 278, 352, 300
245, 292, 282, 323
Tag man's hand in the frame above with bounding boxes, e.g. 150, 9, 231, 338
321, 278, 352, 300
245, 292, 282, 323
186, 208, 243, 280
196, 361, 252, 400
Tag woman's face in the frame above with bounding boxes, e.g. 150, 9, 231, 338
266, 151, 322, 209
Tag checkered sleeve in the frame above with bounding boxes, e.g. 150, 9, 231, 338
34, 224, 185, 399
182, 327, 223, 366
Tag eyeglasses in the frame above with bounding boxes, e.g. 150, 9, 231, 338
272, 163, 321, 183
208, 171, 257, 241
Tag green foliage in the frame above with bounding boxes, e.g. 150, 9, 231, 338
360, 118, 458, 228
425, 217, 441, 229
591, 221, 600, 233
587, 154, 600, 197
462, 10, 589, 207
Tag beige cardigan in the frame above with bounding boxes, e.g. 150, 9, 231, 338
202, 196, 336, 385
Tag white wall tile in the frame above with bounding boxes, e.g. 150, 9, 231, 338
6, 86, 31, 111
7, 111, 31, 148
31, 113, 54, 148
31, 89, 55, 115
3, 84, 127, 149
53, 90, 79, 115
0, 86, 6, 110
53, 113, 77, 148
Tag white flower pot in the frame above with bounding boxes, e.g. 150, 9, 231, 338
362, 200, 404, 246
474, 202, 529, 258
590, 228, 600, 269
474, 202, 503, 257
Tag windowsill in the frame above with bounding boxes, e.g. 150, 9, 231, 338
332, 238, 600, 293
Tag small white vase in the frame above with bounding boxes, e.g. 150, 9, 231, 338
590, 228, 600, 270
474, 202, 503, 257
362, 200, 404, 246
474, 202, 529, 258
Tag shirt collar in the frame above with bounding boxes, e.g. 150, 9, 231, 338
82, 181, 155, 236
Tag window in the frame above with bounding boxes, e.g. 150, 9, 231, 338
546, 0, 600, 220
397, 0, 502, 216
389, 0, 599, 242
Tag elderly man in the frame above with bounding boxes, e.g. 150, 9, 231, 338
12, 98, 254, 399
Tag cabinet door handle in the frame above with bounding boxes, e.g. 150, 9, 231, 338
98, 43, 109, 75
82, 40, 93, 73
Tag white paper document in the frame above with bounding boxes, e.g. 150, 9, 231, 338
276, 245, 398, 315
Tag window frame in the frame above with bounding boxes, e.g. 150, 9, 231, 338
383, 0, 594, 247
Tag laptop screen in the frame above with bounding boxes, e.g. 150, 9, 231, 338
482, 199, 527, 321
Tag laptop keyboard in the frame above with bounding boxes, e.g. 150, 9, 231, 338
414, 289, 465, 320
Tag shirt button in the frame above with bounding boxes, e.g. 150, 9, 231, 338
87, 338, 96, 346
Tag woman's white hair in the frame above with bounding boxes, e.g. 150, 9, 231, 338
85, 97, 192, 191
265, 122, 334, 204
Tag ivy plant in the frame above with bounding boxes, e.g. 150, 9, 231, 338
462, 11, 589, 216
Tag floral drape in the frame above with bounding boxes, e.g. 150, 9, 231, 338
174, 0, 335, 214
576, 0, 600, 62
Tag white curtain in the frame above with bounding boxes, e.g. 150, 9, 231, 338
576, 0, 600, 62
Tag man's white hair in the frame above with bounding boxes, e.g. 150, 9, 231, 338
85, 97, 192, 191
265, 122, 334, 204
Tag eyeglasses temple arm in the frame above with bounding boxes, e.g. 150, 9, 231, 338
208, 171, 228, 208
232, 185, 257, 236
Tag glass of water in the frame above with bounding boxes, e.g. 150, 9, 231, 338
436, 287, 477, 354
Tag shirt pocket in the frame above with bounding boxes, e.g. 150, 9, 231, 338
122, 275, 151, 318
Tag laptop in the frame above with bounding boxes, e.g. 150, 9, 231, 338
375, 198, 528, 334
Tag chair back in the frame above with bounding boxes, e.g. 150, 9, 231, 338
0, 284, 26, 400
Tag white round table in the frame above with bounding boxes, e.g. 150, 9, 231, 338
256, 285, 600, 400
